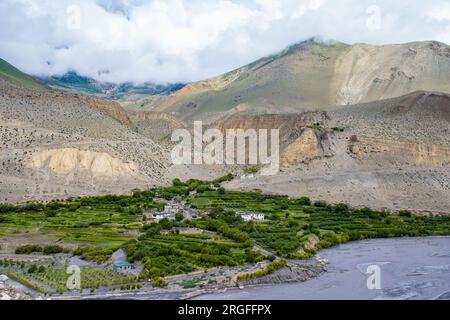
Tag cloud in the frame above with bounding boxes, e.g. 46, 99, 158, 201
0, 0, 449, 84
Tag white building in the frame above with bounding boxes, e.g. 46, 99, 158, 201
238, 212, 265, 221
152, 212, 174, 221
163, 201, 186, 214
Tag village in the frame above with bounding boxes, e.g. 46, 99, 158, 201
146, 199, 265, 223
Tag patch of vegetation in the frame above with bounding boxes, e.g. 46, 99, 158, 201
0, 259, 138, 294
1, 175, 449, 294
237, 260, 287, 280
243, 165, 259, 174
307, 123, 323, 130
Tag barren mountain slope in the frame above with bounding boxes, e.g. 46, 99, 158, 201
126, 111, 185, 141
0, 79, 170, 202
213, 91, 450, 213
155, 40, 450, 123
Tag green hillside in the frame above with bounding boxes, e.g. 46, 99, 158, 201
0, 58, 44, 89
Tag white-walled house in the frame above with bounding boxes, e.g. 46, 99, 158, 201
238, 212, 265, 221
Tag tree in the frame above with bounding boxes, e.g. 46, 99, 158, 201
172, 178, 184, 186
175, 212, 184, 222
296, 196, 311, 206
128, 205, 143, 215
152, 277, 168, 287
28, 264, 38, 273
334, 203, 350, 213
159, 218, 173, 230
313, 200, 327, 208
398, 210, 412, 217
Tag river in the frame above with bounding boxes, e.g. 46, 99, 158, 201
195, 236, 450, 300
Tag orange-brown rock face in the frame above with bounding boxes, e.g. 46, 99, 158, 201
209, 113, 332, 166
77, 95, 132, 127
281, 128, 333, 166
127, 111, 184, 129
349, 136, 450, 166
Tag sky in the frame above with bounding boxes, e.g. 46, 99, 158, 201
1, 0, 449, 84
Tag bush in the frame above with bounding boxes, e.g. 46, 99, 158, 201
15, 244, 43, 254
398, 210, 412, 217
0, 204, 18, 213
128, 205, 143, 215
296, 197, 311, 206
68, 204, 80, 212
237, 260, 286, 280
44, 210, 57, 218
172, 178, 184, 186
175, 212, 184, 222
43, 245, 67, 254
313, 200, 327, 208
27, 264, 38, 273
334, 203, 350, 213
243, 165, 259, 174
152, 277, 169, 287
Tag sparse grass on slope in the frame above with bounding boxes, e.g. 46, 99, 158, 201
0, 58, 44, 89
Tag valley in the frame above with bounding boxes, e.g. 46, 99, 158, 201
0, 39, 449, 300
1, 177, 449, 299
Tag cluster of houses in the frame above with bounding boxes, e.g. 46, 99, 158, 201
146, 200, 266, 223
147, 200, 203, 221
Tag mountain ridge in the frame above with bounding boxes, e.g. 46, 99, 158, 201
152, 39, 450, 122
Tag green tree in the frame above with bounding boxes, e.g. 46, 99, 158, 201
28, 264, 38, 273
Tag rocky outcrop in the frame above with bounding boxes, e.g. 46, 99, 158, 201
281, 128, 333, 166
0, 275, 33, 300
126, 111, 185, 141
236, 259, 326, 287
127, 111, 184, 129
77, 95, 132, 127
211, 113, 328, 145
349, 136, 450, 166
210, 113, 332, 166
30, 148, 139, 177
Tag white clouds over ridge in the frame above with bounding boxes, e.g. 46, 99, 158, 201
1, 0, 449, 83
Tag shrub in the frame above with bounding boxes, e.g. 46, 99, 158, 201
237, 260, 287, 281
243, 165, 259, 174
43, 245, 67, 254
398, 210, 412, 217
44, 210, 57, 217
0, 204, 18, 213
334, 203, 350, 213
152, 277, 169, 287
313, 200, 327, 208
27, 264, 38, 273
15, 244, 43, 254
172, 178, 184, 186
175, 212, 184, 222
